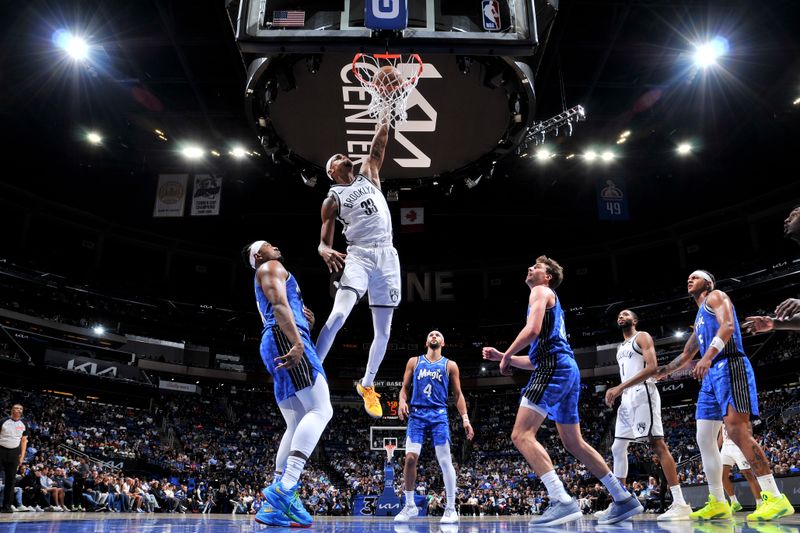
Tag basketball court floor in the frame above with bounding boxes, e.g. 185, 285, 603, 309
1, 514, 799, 533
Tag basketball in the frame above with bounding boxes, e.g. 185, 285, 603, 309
373, 65, 404, 95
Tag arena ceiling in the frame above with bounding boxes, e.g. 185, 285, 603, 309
0, 0, 798, 285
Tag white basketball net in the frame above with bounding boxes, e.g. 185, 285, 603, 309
352, 53, 423, 129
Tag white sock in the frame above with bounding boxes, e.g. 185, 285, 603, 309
729, 494, 739, 505
404, 491, 416, 508
361, 308, 393, 387
757, 474, 780, 497
696, 420, 726, 501
435, 444, 457, 510
600, 471, 630, 502
541, 470, 571, 504
281, 456, 306, 490
670, 485, 686, 506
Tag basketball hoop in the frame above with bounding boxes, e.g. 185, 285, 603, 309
352, 52, 424, 129
384, 443, 397, 462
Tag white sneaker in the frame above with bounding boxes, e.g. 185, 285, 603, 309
34, 505, 44, 512
394, 506, 419, 522
10, 505, 17, 512
657, 502, 692, 521
594, 502, 613, 519
440, 507, 459, 523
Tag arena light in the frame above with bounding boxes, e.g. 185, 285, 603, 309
693, 37, 729, 68
535, 148, 552, 162
583, 150, 597, 162
210, 150, 221, 157
600, 150, 615, 162
674, 330, 685, 339
86, 132, 102, 145
181, 145, 204, 160
481, 366, 486, 373
793, 97, 800, 106
230, 146, 247, 159
93, 325, 105, 335
677, 142, 693, 155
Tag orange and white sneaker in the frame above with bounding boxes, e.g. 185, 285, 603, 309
356, 383, 383, 418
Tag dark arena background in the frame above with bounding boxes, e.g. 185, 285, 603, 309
1, 0, 799, 532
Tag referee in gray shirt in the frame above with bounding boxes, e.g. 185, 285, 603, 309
0, 404, 27, 513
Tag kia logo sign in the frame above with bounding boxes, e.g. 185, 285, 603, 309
378, 502, 400, 510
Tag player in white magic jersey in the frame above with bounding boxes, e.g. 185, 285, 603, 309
718, 426, 761, 512
603, 309, 691, 521
316, 121, 400, 419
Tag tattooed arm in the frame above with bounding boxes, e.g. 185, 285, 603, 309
359, 122, 389, 189
655, 332, 699, 378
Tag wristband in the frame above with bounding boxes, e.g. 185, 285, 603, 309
710, 336, 725, 353
462, 414, 470, 424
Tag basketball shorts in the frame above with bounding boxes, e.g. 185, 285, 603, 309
695, 355, 759, 421
406, 406, 450, 447
339, 244, 401, 307
260, 325, 326, 404
614, 382, 664, 441
721, 438, 750, 470
519, 354, 580, 424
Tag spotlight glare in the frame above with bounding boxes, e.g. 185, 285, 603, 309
693, 37, 728, 68
616, 137, 627, 145
620, 130, 631, 138
86, 132, 102, 145
677, 142, 693, 155
93, 325, 105, 335
601, 150, 615, 162
211, 150, 221, 157
793, 97, 800, 106
65, 36, 89, 60
182, 146, 204, 159
230, 147, 247, 159
535, 148, 552, 162
565, 153, 576, 160
583, 150, 597, 162
674, 330, 685, 339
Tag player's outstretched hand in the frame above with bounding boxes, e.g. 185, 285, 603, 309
482, 347, 502, 362
464, 422, 474, 441
775, 298, 800, 320
744, 316, 774, 334
303, 306, 315, 329
398, 400, 409, 421
320, 247, 347, 273
275, 343, 304, 370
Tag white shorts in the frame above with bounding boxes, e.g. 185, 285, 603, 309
339, 244, 401, 307
614, 382, 664, 442
721, 439, 750, 470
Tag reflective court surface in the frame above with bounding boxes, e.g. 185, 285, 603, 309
2, 515, 800, 533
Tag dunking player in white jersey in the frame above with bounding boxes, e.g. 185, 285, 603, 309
316, 121, 400, 418
602, 310, 691, 521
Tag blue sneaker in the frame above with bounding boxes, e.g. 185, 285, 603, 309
263, 483, 313, 527
254, 503, 291, 527
528, 498, 583, 527
597, 496, 644, 525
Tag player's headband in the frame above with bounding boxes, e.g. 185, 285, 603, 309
325, 155, 337, 176
690, 270, 714, 289
249, 241, 266, 269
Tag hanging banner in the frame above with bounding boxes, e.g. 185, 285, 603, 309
597, 177, 629, 221
190, 175, 223, 216
153, 174, 188, 218
400, 205, 424, 233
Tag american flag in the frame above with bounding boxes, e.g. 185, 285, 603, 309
272, 10, 305, 28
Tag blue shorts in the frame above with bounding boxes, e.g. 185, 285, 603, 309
406, 407, 450, 447
520, 354, 580, 424
260, 325, 326, 404
696, 355, 759, 421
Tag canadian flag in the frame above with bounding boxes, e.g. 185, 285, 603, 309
400, 205, 424, 233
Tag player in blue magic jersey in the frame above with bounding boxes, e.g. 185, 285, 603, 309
243, 240, 333, 528
657, 270, 793, 521
395, 330, 473, 524
483, 256, 642, 527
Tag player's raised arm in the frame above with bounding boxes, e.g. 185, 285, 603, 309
448, 361, 473, 440
360, 122, 389, 189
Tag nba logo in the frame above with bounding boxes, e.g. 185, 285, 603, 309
482, 0, 501, 31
